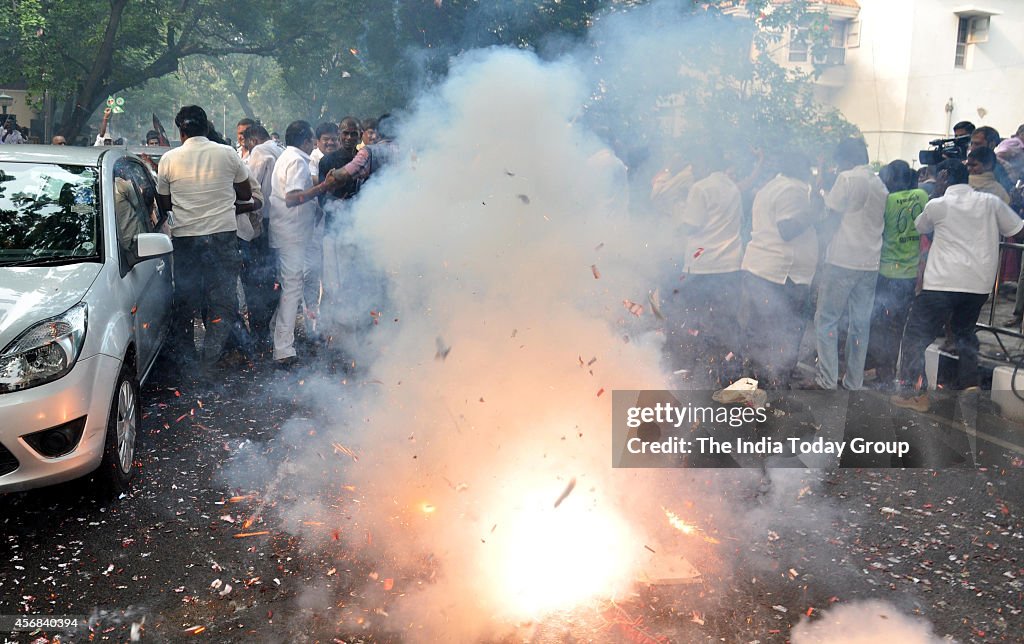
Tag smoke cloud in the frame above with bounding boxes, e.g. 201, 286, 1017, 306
217, 1, 854, 641
322, 45, 680, 640
791, 600, 944, 644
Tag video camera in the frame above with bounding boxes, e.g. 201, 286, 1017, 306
919, 135, 970, 165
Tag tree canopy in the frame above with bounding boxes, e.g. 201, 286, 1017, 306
1, 0, 312, 139
1, 0, 856, 152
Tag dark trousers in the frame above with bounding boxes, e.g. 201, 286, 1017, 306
170, 231, 240, 370
740, 271, 810, 389
898, 290, 987, 391
866, 275, 916, 383
675, 272, 742, 387
240, 231, 277, 349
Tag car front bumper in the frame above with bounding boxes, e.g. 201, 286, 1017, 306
0, 353, 122, 493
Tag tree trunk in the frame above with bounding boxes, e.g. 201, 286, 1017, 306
211, 56, 258, 120
59, 0, 129, 141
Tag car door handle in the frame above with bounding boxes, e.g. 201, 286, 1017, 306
155, 260, 166, 274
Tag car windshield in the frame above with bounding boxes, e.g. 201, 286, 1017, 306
0, 162, 101, 266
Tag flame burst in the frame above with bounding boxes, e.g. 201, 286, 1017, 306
482, 484, 639, 619
663, 507, 719, 544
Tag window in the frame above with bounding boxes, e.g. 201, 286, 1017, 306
0, 162, 100, 266
113, 158, 157, 270
815, 20, 848, 65
955, 15, 991, 68
789, 20, 850, 66
788, 27, 809, 63
846, 20, 861, 48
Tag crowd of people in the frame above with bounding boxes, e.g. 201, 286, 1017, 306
152, 105, 394, 379
663, 121, 1024, 412
11, 102, 1024, 410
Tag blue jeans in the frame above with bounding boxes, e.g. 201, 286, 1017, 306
814, 264, 877, 390
866, 275, 916, 384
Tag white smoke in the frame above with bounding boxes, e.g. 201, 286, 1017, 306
790, 600, 945, 644
316, 46, 681, 641
217, 2, 858, 641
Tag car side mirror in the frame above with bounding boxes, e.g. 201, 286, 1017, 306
136, 232, 173, 258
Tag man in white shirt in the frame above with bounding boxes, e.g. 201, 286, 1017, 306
236, 118, 256, 160
309, 122, 339, 182
303, 122, 340, 325
1, 118, 24, 144
675, 148, 743, 386
812, 138, 888, 391
740, 154, 818, 389
241, 124, 283, 352
92, 108, 115, 146
155, 105, 252, 378
892, 160, 1023, 411
269, 121, 336, 367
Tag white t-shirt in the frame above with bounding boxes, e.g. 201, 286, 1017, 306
309, 148, 325, 182
742, 174, 817, 286
269, 146, 316, 249
680, 171, 743, 273
916, 184, 1024, 294
235, 172, 263, 242
155, 136, 249, 237
824, 164, 888, 271
650, 167, 693, 218
1, 128, 25, 144
246, 140, 283, 220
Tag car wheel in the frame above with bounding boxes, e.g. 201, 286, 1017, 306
97, 363, 140, 496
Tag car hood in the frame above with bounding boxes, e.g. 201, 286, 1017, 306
0, 264, 102, 350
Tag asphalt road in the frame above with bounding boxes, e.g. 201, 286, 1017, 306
1, 354, 1022, 643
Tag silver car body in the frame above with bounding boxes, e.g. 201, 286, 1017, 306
0, 145, 173, 492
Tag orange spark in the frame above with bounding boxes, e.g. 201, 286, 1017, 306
233, 531, 270, 539
663, 507, 720, 544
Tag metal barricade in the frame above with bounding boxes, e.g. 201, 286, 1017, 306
983, 240, 1024, 347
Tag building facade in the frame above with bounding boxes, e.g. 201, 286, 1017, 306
0, 83, 43, 142
775, 0, 1024, 165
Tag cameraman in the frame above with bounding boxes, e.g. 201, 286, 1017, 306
971, 126, 1014, 193
892, 159, 1023, 411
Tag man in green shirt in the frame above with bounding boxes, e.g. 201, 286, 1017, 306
866, 160, 928, 390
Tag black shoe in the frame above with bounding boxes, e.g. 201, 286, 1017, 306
275, 356, 300, 370
794, 379, 829, 391
1003, 314, 1023, 328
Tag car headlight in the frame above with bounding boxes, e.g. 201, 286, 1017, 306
0, 303, 88, 394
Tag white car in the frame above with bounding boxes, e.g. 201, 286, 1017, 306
0, 145, 173, 494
